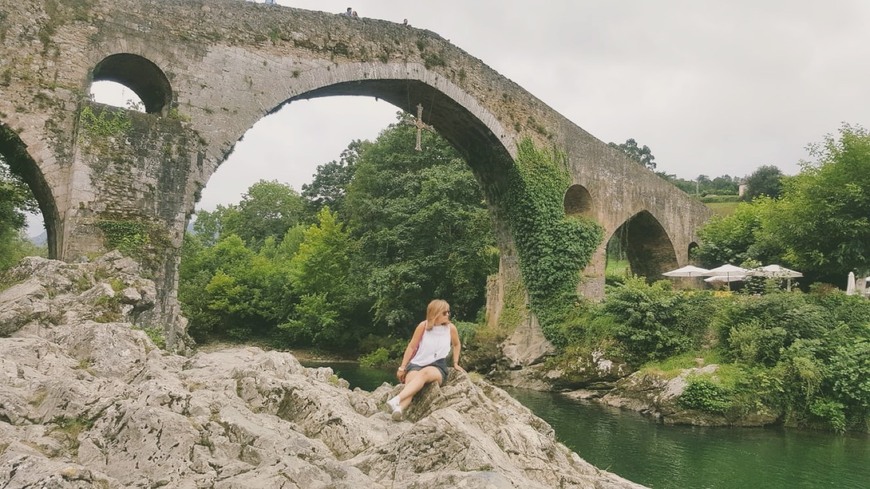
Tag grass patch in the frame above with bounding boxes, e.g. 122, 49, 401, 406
705, 201, 740, 217
605, 257, 630, 276
640, 349, 725, 378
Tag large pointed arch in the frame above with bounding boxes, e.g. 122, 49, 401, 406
607, 210, 678, 280
0, 124, 60, 258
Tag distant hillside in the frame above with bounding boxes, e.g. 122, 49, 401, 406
28, 231, 47, 246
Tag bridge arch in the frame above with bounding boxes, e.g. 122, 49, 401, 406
0, 124, 61, 258
201, 61, 517, 200
563, 184, 594, 218
90, 54, 173, 115
606, 210, 678, 280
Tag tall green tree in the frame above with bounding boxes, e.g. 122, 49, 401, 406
743, 165, 784, 201
345, 117, 497, 330
0, 154, 41, 270
178, 232, 296, 342
695, 197, 782, 267
302, 139, 369, 217
609, 138, 656, 170
766, 124, 870, 282
281, 207, 362, 346
220, 180, 306, 249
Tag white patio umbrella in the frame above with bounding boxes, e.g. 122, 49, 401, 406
702, 264, 748, 290
747, 264, 803, 279
662, 265, 710, 277
748, 264, 803, 291
704, 275, 746, 283
846, 271, 856, 295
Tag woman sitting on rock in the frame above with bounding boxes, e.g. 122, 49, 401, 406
386, 299, 464, 420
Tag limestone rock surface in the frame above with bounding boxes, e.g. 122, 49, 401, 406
599, 365, 780, 427
0, 256, 645, 488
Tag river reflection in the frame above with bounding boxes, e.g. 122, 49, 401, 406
302, 361, 870, 489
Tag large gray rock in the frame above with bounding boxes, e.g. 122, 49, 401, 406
0, 256, 645, 488
599, 365, 780, 427
0, 252, 157, 336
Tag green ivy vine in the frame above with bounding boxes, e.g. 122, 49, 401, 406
79, 105, 132, 139
500, 138, 603, 341
96, 219, 149, 257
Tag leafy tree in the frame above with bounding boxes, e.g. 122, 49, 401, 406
765, 124, 870, 283
695, 197, 783, 267
280, 207, 366, 347
301, 139, 369, 217
345, 117, 497, 330
0, 154, 41, 270
709, 175, 740, 195
609, 138, 656, 170
601, 277, 715, 364
743, 165, 783, 201
178, 233, 295, 342
288, 208, 355, 303
191, 206, 231, 247
220, 180, 306, 249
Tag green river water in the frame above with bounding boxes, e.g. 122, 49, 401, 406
303, 361, 870, 489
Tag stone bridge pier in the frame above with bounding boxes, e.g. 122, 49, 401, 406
0, 0, 711, 355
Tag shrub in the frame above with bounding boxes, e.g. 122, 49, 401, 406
829, 340, 870, 410
678, 377, 731, 414
602, 278, 716, 364
809, 399, 847, 433
359, 347, 391, 367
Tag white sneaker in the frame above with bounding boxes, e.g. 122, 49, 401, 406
391, 408, 403, 421
386, 396, 402, 420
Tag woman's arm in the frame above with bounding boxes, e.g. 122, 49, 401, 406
397, 322, 426, 382
449, 323, 464, 372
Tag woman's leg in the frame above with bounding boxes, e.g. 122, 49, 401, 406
397, 366, 442, 410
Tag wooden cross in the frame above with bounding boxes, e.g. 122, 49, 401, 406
410, 103, 433, 151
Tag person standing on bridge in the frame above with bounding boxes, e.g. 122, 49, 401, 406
386, 299, 464, 421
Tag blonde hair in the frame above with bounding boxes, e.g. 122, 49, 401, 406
425, 299, 450, 330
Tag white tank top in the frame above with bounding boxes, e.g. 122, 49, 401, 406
409, 324, 451, 365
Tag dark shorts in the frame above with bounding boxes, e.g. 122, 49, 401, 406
406, 357, 448, 385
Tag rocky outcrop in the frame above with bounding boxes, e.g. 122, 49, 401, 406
0, 255, 644, 488
0, 253, 158, 337
598, 366, 779, 427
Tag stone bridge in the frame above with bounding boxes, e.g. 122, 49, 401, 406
0, 0, 711, 352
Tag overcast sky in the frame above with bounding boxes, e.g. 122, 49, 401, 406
31, 0, 870, 235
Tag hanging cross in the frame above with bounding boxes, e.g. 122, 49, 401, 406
409, 103, 433, 151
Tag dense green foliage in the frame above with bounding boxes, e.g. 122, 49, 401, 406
220, 180, 307, 250
0, 154, 44, 271
742, 165, 783, 200
178, 117, 497, 349
602, 278, 716, 364
301, 140, 367, 217
344, 119, 497, 329
553, 278, 870, 432
695, 124, 870, 284
695, 197, 781, 267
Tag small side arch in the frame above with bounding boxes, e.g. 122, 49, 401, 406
91, 53, 173, 114
564, 184, 594, 218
